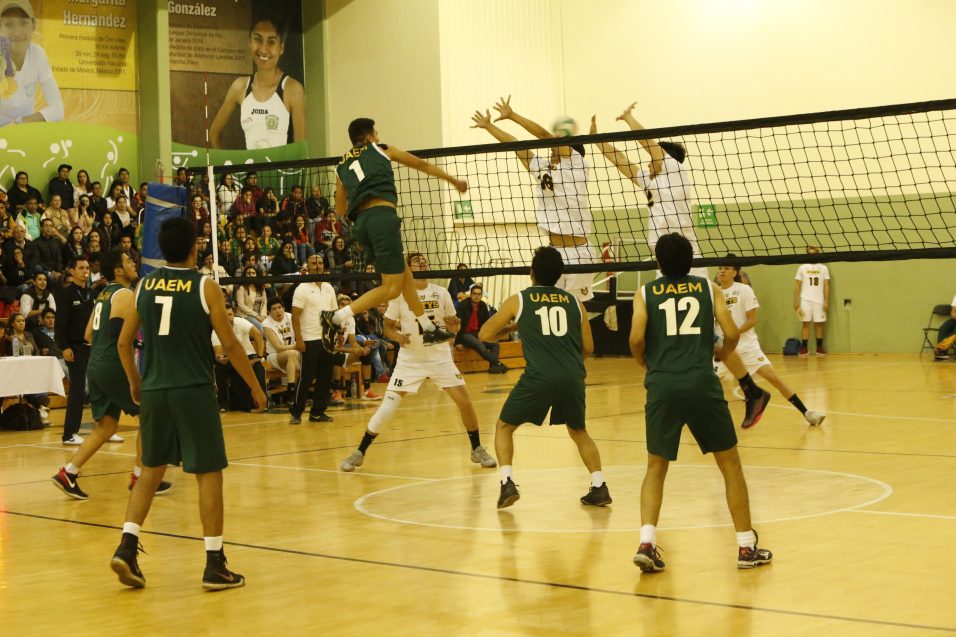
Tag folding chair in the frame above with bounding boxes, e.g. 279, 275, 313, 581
921, 304, 955, 356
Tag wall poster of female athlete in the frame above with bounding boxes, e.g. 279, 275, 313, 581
168, 0, 306, 168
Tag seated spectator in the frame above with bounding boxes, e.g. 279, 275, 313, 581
105, 182, 125, 212
257, 224, 281, 259
188, 194, 210, 227
84, 229, 103, 260
113, 167, 135, 201
34, 219, 65, 283
216, 173, 241, 221
196, 172, 212, 205
236, 252, 261, 277
353, 262, 380, 297
87, 253, 108, 290
2, 313, 51, 418
448, 263, 475, 307
43, 194, 71, 240
326, 235, 352, 275
257, 187, 280, 227
195, 235, 212, 263
131, 182, 149, 213
200, 252, 232, 296
117, 235, 141, 270
235, 267, 269, 331
88, 181, 108, 222
16, 197, 43, 241
74, 195, 95, 236
73, 169, 91, 207
173, 166, 189, 189
355, 307, 391, 382
0, 200, 15, 242
278, 184, 306, 234
99, 211, 120, 249
218, 239, 240, 278
48, 164, 74, 212
231, 188, 260, 234
314, 210, 341, 251
3, 246, 33, 296
20, 271, 55, 327
212, 304, 267, 412
290, 214, 314, 263
330, 294, 382, 401
305, 184, 329, 238
262, 298, 300, 403
229, 225, 249, 256
243, 171, 264, 203
934, 294, 956, 361
8, 171, 44, 214
62, 226, 86, 265
270, 241, 300, 276
455, 283, 508, 373
30, 308, 67, 379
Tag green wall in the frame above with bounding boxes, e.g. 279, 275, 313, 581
136, 0, 171, 184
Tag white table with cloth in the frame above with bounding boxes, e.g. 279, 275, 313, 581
0, 356, 67, 397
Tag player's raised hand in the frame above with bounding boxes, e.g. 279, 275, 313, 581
616, 102, 638, 122
471, 109, 493, 129
590, 115, 598, 135
451, 178, 468, 194
493, 95, 514, 121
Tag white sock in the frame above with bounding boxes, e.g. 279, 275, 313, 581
736, 530, 756, 549
416, 314, 436, 332
590, 471, 605, 488
65, 463, 80, 475
640, 524, 656, 545
204, 536, 223, 552
333, 305, 354, 325
132, 466, 142, 477
123, 522, 141, 537
500, 465, 513, 485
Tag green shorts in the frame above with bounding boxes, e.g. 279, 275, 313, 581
645, 397, 737, 461
140, 385, 227, 474
499, 376, 586, 430
352, 206, 405, 275
88, 363, 139, 421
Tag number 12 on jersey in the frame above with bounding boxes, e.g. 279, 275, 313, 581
658, 296, 701, 336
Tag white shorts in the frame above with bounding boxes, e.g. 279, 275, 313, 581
714, 346, 771, 379
554, 244, 595, 302
387, 358, 465, 394
800, 300, 826, 323
266, 352, 281, 369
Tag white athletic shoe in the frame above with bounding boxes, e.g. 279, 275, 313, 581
39, 406, 50, 424
470, 445, 497, 468
805, 410, 826, 426
62, 434, 84, 446
108, 434, 125, 443
340, 450, 364, 472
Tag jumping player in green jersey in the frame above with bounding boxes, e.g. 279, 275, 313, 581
325, 117, 468, 352
51, 249, 171, 500
629, 232, 772, 573
479, 246, 611, 509
110, 217, 266, 592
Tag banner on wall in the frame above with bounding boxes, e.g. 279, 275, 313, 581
0, 0, 137, 191
168, 0, 307, 169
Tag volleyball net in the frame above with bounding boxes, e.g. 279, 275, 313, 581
191, 98, 956, 286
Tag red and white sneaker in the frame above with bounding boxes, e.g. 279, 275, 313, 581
798, 345, 809, 357
633, 543, 665, 572
51, 467, 88, 500
375, 373, 391, 384
815, 345, 827, 356
362, 389, 383, 401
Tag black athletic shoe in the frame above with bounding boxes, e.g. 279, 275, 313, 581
580, 482, 612, 506
742, 389, 771, 429
111, 534, 146, 588
128, 473, 173, 495
309, 413, 333, 423
52, 467, 88, 500
319, 310, 339, 353
203, 551, 245, 591
737, 529, 773, 569
633, 543, 666, 573
497, 478, 520, 509
289, 414, 302, 425
422, 326, 456, 346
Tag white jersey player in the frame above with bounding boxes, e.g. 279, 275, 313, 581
261, 299, 300, 397
470, 97, 595, 302
714, 261, 825, 426
793, 246, 830, 356
339, 253, 497, 472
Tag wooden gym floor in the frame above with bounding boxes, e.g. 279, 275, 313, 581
1, 353, 955, 636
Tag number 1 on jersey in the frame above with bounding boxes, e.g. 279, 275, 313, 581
155, 296, 173, 336
658, 296, 701, 336
349, 162, 366, 182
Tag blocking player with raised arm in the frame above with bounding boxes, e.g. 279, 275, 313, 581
470, 97, 595, 302
480, 246, 610, 509
591, 108, 771, 428
110, 217, 267, 592
340, 252, 496, 472
326, 118, 467, 352
629, 232, 773, 572
51, 249, 172, 499
714, 257, 825, 426
794, 246, 830, 356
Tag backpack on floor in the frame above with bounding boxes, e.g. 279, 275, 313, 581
783, 338, 802, 356
0, 403, 44, 431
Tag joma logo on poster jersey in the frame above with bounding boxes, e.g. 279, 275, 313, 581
529, 292, 569, 303
142, 278, 192, 292
651, 282, 703, 295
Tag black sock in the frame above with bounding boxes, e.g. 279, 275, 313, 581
121, 531, 138, 546
205, 548, 225, 564
788, 393, 808, 414
801, 339, 808, 348
737, 373, 762, 399
358, 432, 377, 454
363, 380, 371, 391
467, 429, 481, 450
817, 339, 824, 349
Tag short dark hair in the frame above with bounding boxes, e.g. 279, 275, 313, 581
269, 298, 285, 311
530, 246, 563, 286
158, 217, 196, 263
655, 233, 693, 276
67, 255, 89, 270
101, 248, 125, 282
718, 253, 741, 272
406, 251, 424, 265
41, 308, 56, 318
659, 141, 686, 164
26, 196, 37, 204
470, 284, 483, 293
348, 118, 375, 145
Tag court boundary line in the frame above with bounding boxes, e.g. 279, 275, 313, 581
0, 508, 953, 634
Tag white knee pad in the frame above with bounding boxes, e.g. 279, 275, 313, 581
367, 391, 403, 434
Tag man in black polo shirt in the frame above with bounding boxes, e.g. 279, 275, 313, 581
55, 256, 94, 445
48, 164, 74, 212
